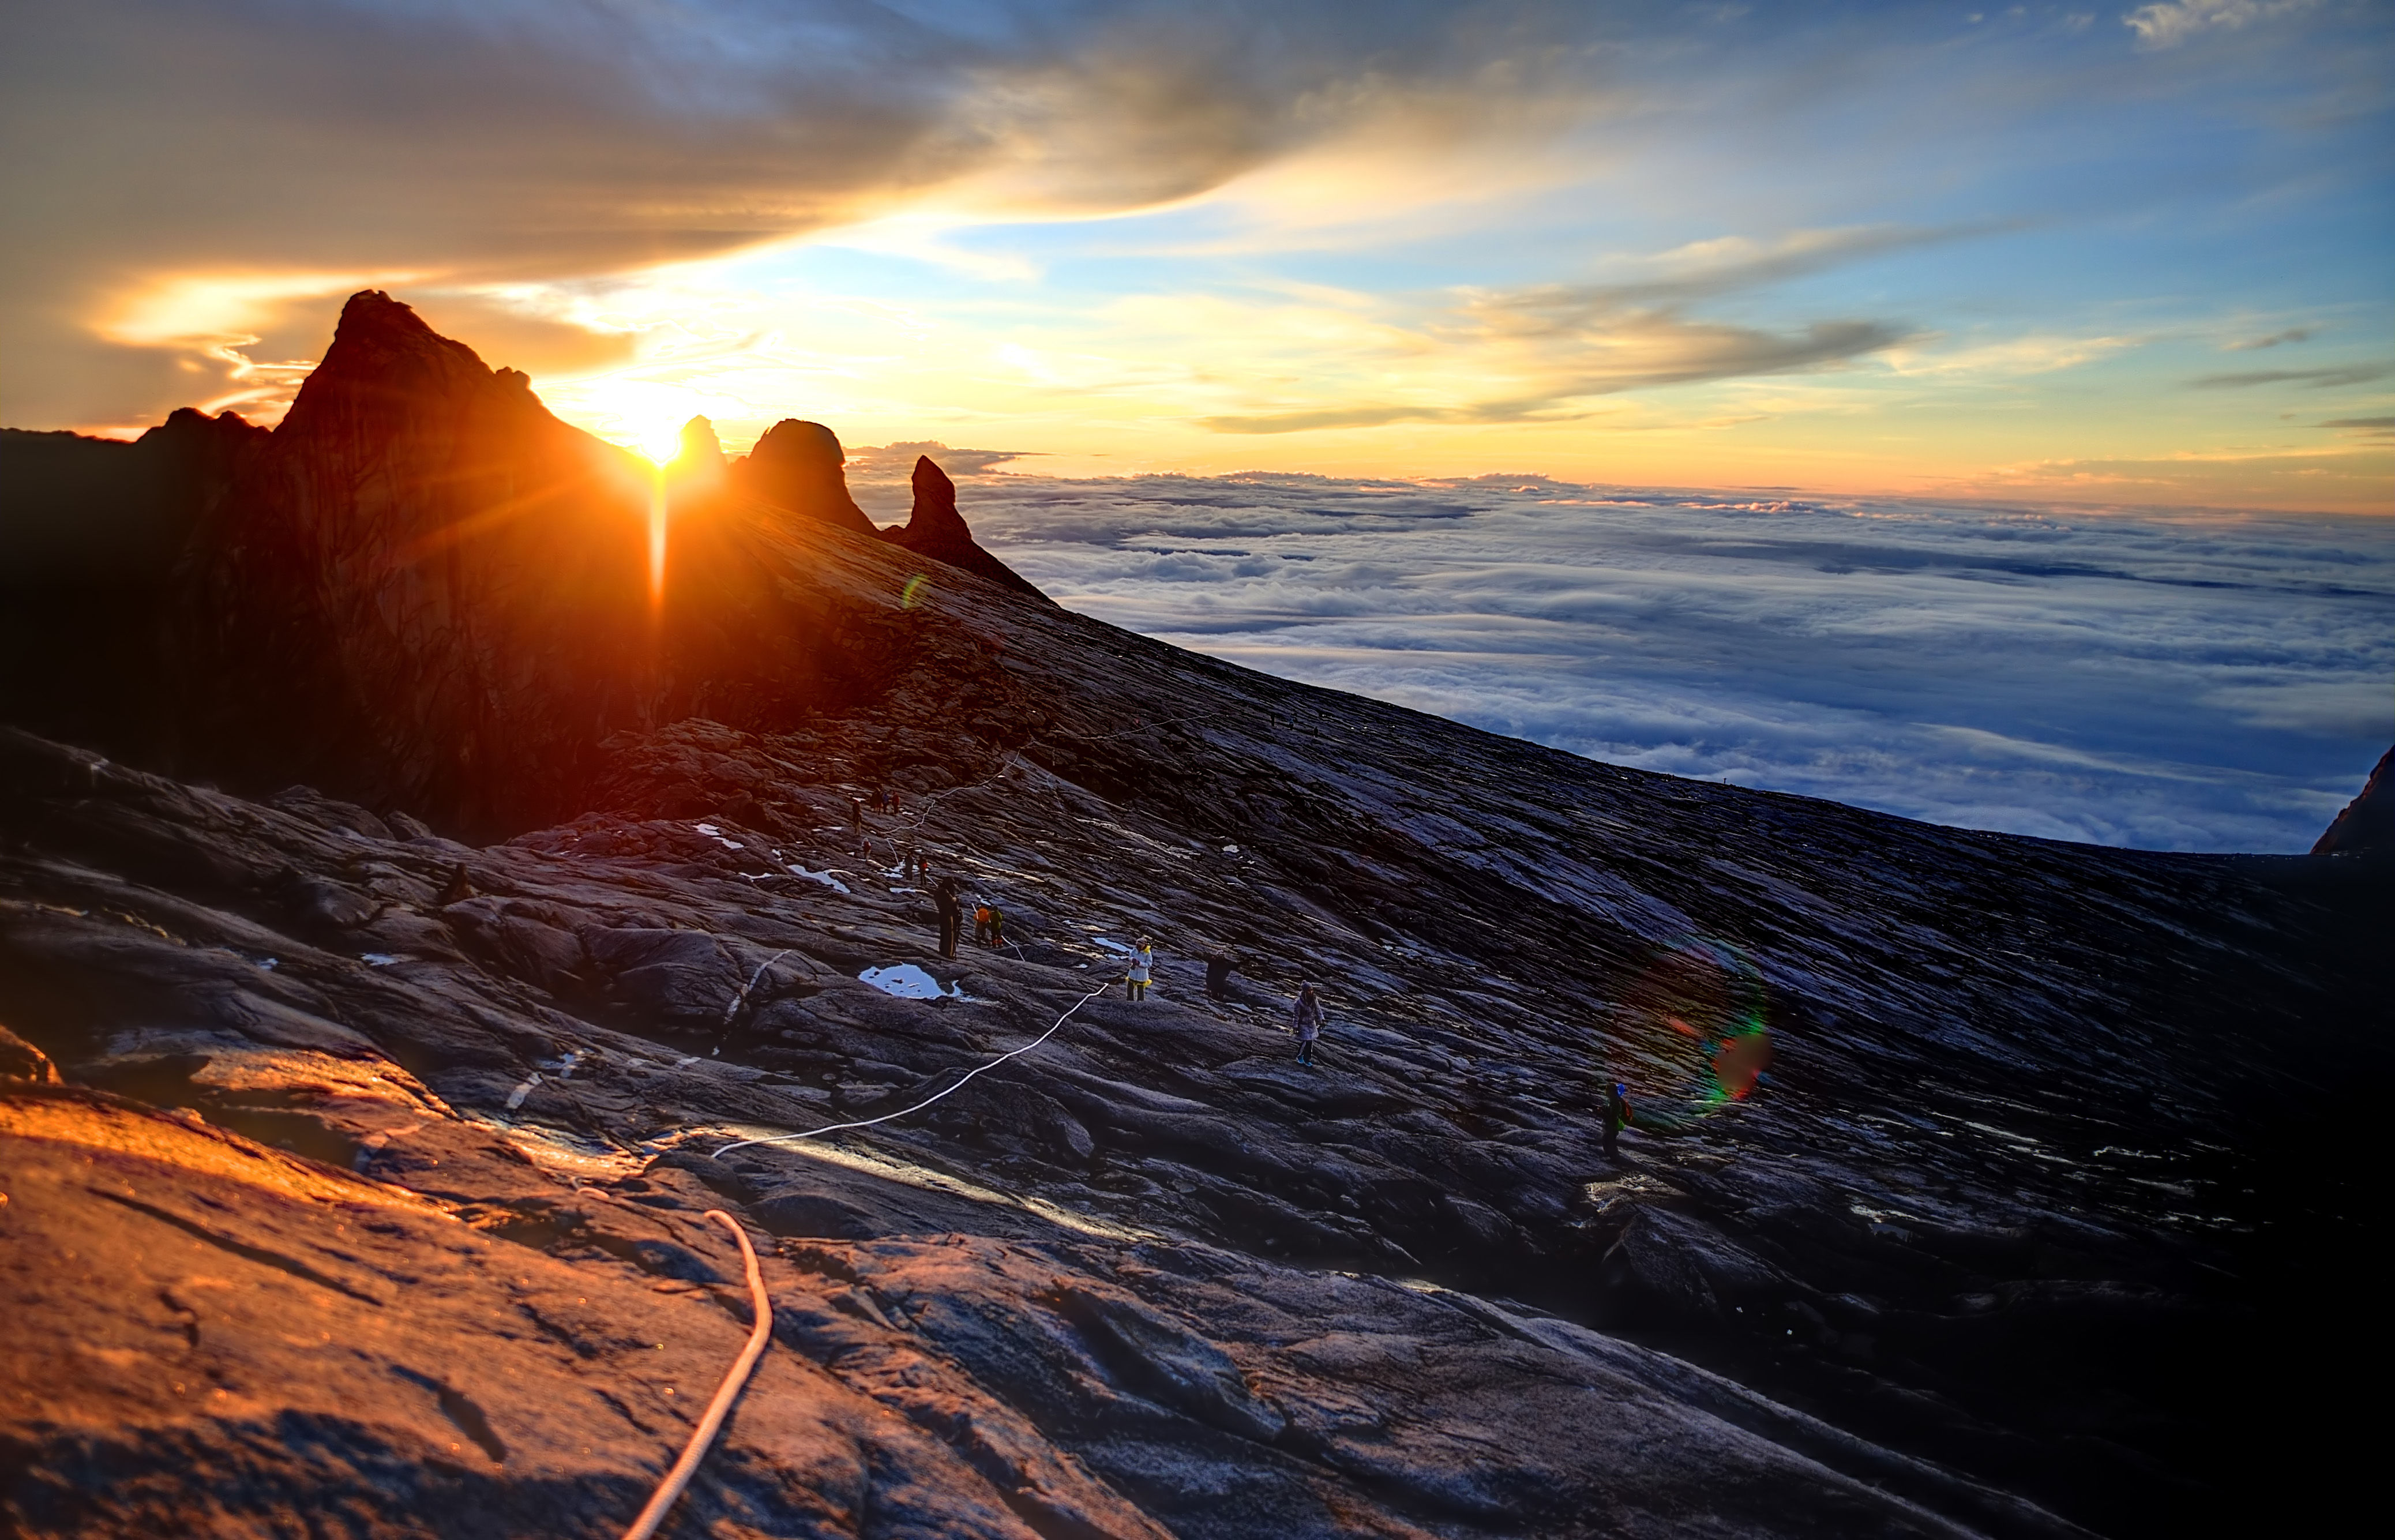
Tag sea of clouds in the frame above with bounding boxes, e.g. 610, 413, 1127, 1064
851, 465, 2394, 854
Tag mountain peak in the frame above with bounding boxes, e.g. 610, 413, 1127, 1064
734, 419, 876, 537
273, 290, 505, 443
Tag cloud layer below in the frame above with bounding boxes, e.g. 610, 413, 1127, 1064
921, 468, 2394, 852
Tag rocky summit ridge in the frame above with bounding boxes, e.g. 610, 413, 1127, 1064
0, 294, 2381, 1539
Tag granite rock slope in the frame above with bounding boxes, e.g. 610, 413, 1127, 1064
0, 298, 2377, 1538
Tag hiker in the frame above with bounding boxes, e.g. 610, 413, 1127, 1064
1292, 983, 1324, 1066
974, 902, 1004, 948
1605, 1081, 1635, 1159
933, 876, 962, 959
1206, 949, 1235, 1001
1127, 938, 1154, 1001
849, 796, 869, 857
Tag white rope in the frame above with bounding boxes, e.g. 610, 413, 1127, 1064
617, 1210, 772, 1540
711, 979, 1113, 1159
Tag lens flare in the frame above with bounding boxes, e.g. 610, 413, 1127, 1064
1610, 936, 1772, 1128
901, 573, 929, 609
647, 463, 667, 607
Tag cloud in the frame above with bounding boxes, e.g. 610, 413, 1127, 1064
947, 469, 2395, 852
848, 441, 1035, 478
2123, 0, 2318, 50
0, 1, 1669, 427
2189, 365, 2391, 389
2225, 325, 2318, 350
1201, 316, 1910, 433
2322, 415, 2395, 441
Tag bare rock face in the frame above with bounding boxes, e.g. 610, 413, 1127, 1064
132, 293, 1046, 836
2313, 744, 2394, 854
735, 419, 877, 538
0, 288, 2372, 1538
0, 407, 266, 760
880, 455, 1051, 603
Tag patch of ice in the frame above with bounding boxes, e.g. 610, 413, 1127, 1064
859, 964, 974, 1001
693, 821, 744, 850
361, 953, 402, 967
505, 1073, 542, 1110
1222, 844, 1240, 854
1088, 936, 1135, 955
253, 957, 279, 971
787, 864, 851, 893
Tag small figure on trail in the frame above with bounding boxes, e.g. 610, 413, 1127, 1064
1206, 949, 1235, 1001
974, 902, 1005, 948
887, 787, 902, 814
1127, 938, 1154, 1001
1292, 983, 1324, 1066
849, 796, 869, 857
933, 876, 962, 959
1604, 1081, 1635, 1159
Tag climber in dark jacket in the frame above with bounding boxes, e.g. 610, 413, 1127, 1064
1605, 1081, 1634, 1159
933, 876, 962, 959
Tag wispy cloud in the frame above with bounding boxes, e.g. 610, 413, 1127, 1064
2190, 364, 2391, 388
2225, 325, 2318, 350
2124, 0, 2319, 50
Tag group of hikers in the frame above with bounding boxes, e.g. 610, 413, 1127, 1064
854, 783, 1639, 1120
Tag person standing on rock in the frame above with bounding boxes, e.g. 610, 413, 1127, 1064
1206, 948, 1236, 1001
1605, 1081, 1635, 1159
933, 875, 962, 959
849, 795, 869, 858
1127, 938, 1154, 1000
1293, 983, 1324, 1066
974, 901, 1005, 948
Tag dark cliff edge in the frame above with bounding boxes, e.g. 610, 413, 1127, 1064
0, 294, 2377, 1539
2312, 743, 2395, 855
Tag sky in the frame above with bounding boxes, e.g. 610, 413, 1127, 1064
3, 0, 2390, 510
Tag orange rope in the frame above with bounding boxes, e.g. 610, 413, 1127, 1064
618, 1210, 772, 1540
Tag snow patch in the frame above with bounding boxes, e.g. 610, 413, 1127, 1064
859, 964, 975, 1001
786, 864, 851, 893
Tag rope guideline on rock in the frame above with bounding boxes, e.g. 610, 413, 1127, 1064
710, 979, 1113, 1160
617, 1209, 774, 1540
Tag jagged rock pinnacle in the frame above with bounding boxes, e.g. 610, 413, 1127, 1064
879, 453, 1050, 602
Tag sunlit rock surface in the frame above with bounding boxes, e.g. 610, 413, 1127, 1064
1, 296, 2377, 1538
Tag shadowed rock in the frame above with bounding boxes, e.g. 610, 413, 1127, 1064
735, 419, 877, 537
880, 454, 1050, 602
2313, 743, 2394, 854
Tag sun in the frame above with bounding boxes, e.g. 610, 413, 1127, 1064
634, 420, 686, 466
